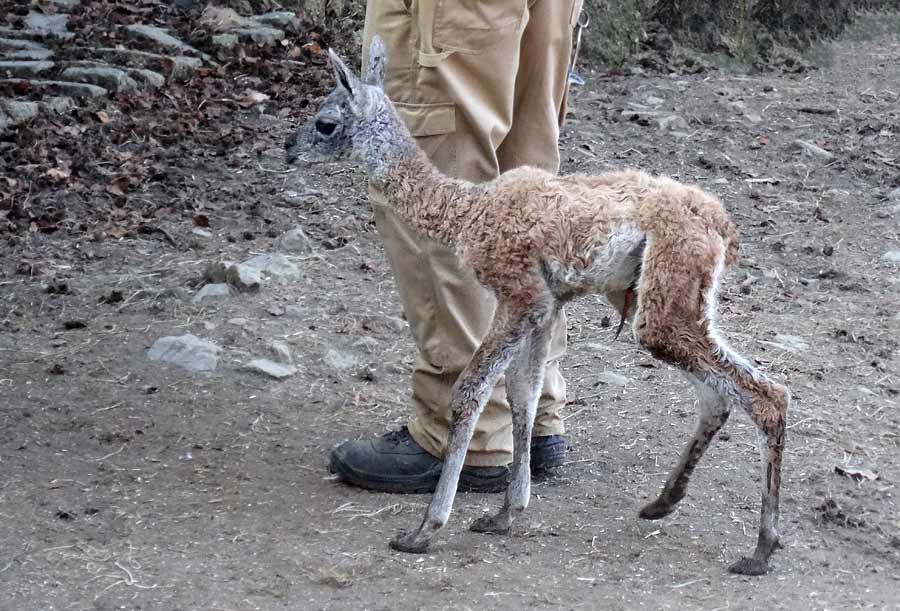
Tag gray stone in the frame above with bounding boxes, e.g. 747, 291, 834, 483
284, 304, 305, 318
24, 12, 69, 36
192, 227, 212, 238
1, 100, 39, 125
40, 96, 73, 114
48, 0, 80, 8
169, 56, 202, 82
191, 283, 232, 305
657, 114, 689, 132
254, 12, 301, 31
597, 371, 629, 386
324, 348, 359, 370
130, 68, 165, 88
211, 33, 239, 49
245, 358, 297, 379
881, 251, 900, 263
0, 61, 55, 78
0, 78, 106, 98
241, 254, 300, 283
0, 26, 72, 42
793, 139, 835, 161
225, 263, 262, 292
0, 111, 9, 131
61, 66, 139, 94
234, 26, 285, 46
269, 341, 293, 365
277, 227, 313, 254
146, 334, 221, 373
124, 24, 201, 56
887, 187, 900, 202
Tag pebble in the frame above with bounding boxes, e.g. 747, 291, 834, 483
191, 283, 232, 305
793, 139, 835, 161
881, 251, 900, 263
245, 358, 296, 379
324, 348, 359, 370
269, 341, 293, 364
597, 371, 629, 386
277, 227, 313, 254
146, 334, 221, 373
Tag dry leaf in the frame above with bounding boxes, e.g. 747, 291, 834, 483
96, 110, 111, 124
106, 176, 130, 197
193, 214, 210, 228
302, 41, 323, 55
46, 160, 72, 182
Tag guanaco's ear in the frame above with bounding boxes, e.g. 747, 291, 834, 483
364, 34, 386, 88
328, 48, 359, 96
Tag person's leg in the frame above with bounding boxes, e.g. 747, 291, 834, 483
496, 0, 582, 443
331, 0, 577, 491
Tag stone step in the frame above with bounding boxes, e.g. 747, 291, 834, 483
123, 24, 203, 57
0, 37, 51, 52
0, 78, 107, 98
60, 66, 139, 94
60, 60, 165, 89
3, 48, 54, 60
0, 94, 76, 131
0, 26, 73, 42
24, 12, 70, 37
0, 60, 55, 78
69, 47, 201, 83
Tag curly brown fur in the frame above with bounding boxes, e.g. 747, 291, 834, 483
285, 39, 789, 576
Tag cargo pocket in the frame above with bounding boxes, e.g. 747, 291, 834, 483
394, 101, 457, 176
430, 0, 527, 55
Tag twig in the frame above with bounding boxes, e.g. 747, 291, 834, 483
91, 444, 126, 462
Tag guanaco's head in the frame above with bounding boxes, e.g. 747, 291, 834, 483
285, 36, 389, 166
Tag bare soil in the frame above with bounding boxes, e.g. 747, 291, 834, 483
2, 13, 899, 611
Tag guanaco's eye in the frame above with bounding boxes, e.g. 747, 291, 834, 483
315, 119, 337, 136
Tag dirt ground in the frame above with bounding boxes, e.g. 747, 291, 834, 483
2, 12, 900, 611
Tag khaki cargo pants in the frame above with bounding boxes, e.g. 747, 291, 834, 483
363, 0, 582, 467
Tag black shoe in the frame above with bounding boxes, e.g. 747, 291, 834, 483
530, 434, 568, 473
329, 427, 567, 494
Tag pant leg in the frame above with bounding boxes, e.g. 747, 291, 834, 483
496, 0, 583, 437
363, 0, 575, 466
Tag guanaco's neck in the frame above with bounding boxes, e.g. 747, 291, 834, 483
362, 102, 476, 245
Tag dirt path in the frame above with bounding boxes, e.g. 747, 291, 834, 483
1, 14, 899, 611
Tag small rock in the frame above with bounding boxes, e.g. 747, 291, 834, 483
146, 334, 221, 373
225, 263, 262, 292
61, 66, 139, 94
227, 317, 248, 327
124, 24, 202, 56
24, 12, 69, 36
211, 33, 239, 49
644, 95, 665, 107
245, 358, 297, 379
234, 26, 285, 46
283, 305, 305, 318
241, 254, 300, 283
887, 187, 900, 202
266, 305, 285, 317
793, 139, 835, 161
324, 349, 359, 370
269, 341, 293, 364
597, 371, 628, 386
881, 251, 900, 263
204, 260, 230, 283
40, 96, 74, 114
254, 11, 301, 31
277, 227, 313, 254
1, 100, 39, 125
130, 68, 166, 88
657, 114, 689, 132
192, 227, 213, 238
191, 283, 232, 305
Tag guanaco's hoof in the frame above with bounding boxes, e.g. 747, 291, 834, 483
389, 531, 430, 554
638, 499, 675, 520
469, 515, 510, 534
728, 556, 770, 576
